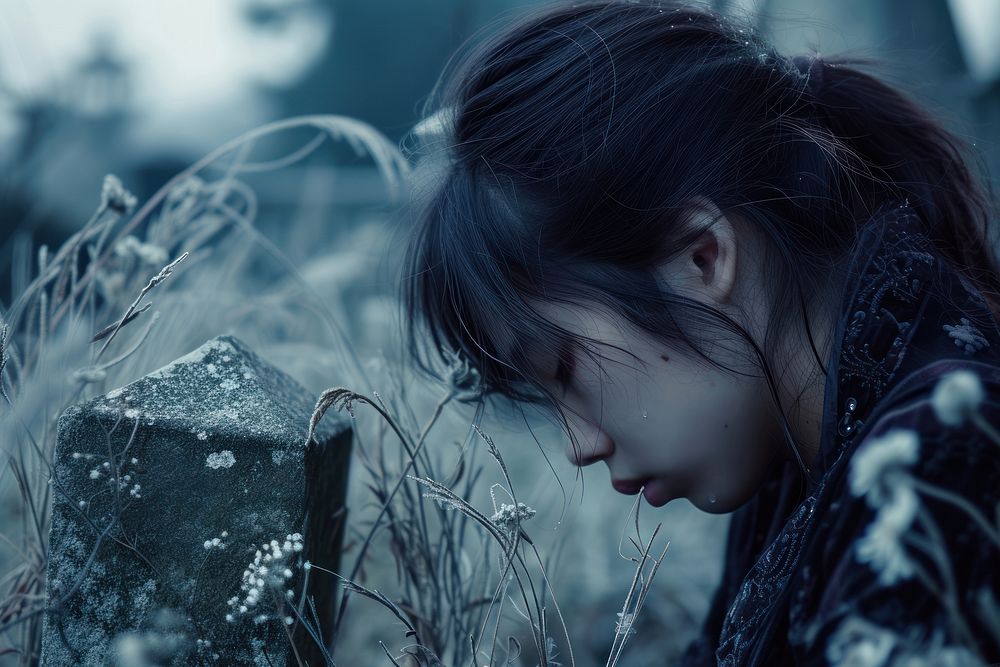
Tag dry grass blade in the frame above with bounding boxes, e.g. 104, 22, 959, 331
606, 523, 670, 667
323, 567, 421, 644
306, 387, 358, 445
95, 251, 189, 359
0, 322, 10, 405
90, 304, 152, 342
407, 476, 507, 546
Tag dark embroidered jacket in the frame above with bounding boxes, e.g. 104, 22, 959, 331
679, 199, 1000, 665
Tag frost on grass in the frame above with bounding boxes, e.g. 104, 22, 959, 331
41, 335, 354, 665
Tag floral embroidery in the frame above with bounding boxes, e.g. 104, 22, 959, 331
943, 317, 990, 355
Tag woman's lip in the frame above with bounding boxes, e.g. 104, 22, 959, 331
611, 477, 676, 506
642, 479, 673, 507
611, 477, 652, 495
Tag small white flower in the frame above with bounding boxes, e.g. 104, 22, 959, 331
78, 500, 87, 509
71, 366, 107, 384
114, 235, 167, 266
443, 347, 481, 399
490, 502, 537, 533
855, 485, 918, 586
100, 174, 138, 214
849, 429, 919, 507
71, 452, 82, 459
89, 469, 100, 479
284, 616, 293, 625
931, 369, 984, 427
130, 457, 139, 465
826, 615, 899, 667
303, 561, 312, 571
204, 540, 213, 550
225, 613, 235, 623
615, 611, 637, 637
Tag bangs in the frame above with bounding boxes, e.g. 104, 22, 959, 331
401, 156, 587, 410
398, 134, 694, 411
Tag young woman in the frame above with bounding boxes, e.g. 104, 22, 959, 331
398, 0, 1000, 663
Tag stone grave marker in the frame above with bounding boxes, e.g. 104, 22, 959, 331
41, 334, 352, 665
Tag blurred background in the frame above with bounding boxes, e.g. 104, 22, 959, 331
1, 0, 998, 664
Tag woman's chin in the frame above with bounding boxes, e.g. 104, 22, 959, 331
695, 497, 728, 514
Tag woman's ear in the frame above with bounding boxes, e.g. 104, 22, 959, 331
656, 196, 739, 306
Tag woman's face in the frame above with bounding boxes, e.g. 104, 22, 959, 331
520, 199, 807, 514
526, 298, 785, 514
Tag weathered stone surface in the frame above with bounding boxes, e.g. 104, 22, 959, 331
41, 335, 352, 665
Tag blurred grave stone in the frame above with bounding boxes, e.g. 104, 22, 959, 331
40, 335, 352, 665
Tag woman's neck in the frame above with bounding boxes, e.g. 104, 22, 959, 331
781, 296, 839, 473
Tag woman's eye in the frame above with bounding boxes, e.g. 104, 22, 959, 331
554, 343, 575, 390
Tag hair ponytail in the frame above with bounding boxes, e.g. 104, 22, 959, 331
802, 53, 1000, 322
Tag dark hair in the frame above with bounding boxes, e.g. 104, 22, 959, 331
396, 0, 1000, 485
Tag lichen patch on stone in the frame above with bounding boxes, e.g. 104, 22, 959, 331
206, 451, 236, 469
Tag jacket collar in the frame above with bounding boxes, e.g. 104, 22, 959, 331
809, 196, 1000, 485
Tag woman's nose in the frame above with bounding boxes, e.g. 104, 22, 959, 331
563, 416, 614, 467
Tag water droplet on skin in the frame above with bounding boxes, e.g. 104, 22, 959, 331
708, 493, 717, 504
641, 409, 647, 419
